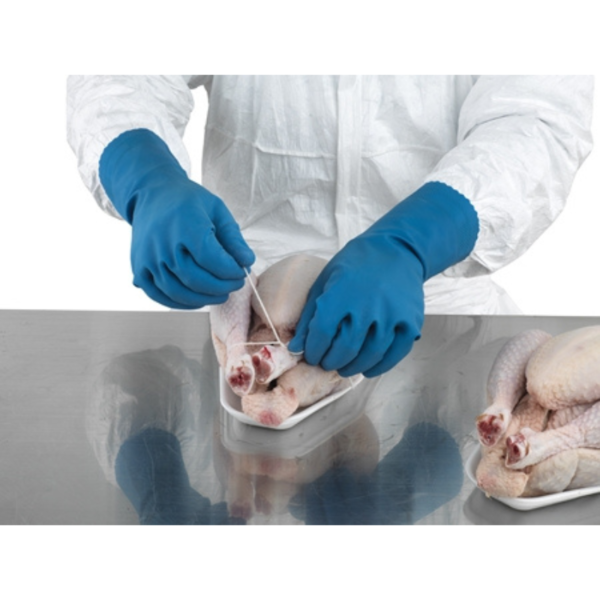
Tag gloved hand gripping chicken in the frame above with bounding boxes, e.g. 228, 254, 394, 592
210, 255, 355, 427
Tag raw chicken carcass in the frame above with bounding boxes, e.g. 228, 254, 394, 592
475, 393, 600, 498
210, 255, 323, 397
474, 326, 600, 498
210, 254, 354, 427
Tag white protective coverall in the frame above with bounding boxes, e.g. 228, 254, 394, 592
67, 75, 594, 314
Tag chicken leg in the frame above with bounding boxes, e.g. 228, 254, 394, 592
506, 400, 600, 469
476, 329, 551, 447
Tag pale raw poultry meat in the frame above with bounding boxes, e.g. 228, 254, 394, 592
210, 270, 256, 396
246, 254, 326, 386
475, 326, 600, 498
476, 393, 600, 497
475, 393, 546, 498
210, 254, 354, 427
476, 329, 552, 447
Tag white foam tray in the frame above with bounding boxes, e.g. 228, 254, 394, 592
465, 447, 600, 511
219, 369, 364, 430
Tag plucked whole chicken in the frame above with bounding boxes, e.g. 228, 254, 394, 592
210, 254, 356, 427
475, 326, 600, 498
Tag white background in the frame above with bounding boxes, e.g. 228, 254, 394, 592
1, 74, 598, 315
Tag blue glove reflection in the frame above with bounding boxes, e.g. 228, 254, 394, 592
115, 428, 243, 525
295, 422, 464, 525
99, 129, 255, 309
288, 182, 479, 377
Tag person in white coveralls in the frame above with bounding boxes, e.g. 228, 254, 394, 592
67, 76, 593, 378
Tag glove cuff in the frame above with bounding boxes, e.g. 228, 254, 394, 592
369, 181, 479, 280
99, 128, 188, 223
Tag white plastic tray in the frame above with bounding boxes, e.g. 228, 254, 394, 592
219, 369, 364, 430
465, 447, 600, 511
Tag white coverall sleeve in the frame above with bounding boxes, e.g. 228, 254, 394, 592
424, 75, 594, 277
66, 75, 208, 218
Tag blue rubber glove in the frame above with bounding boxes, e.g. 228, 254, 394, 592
99, 129, 255, 309
288, 182, 479, 377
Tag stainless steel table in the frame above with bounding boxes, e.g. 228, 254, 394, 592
1, 309, 599, 525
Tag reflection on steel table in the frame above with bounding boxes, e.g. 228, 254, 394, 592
1, 310, 599, 523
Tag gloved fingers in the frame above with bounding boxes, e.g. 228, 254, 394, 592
152, 262, 230, 308
302, 297, 348, 367
133, 269, 198, 309
211, 201, 256, 268
173, 245, 246, 297
334, 321, 394, 377
361, 325, 417, 378
185, 228, 249, 281
133, 268, 225, 309
320, 315, 371, 373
